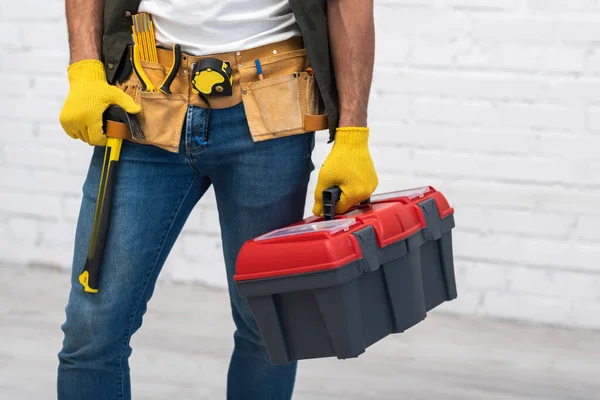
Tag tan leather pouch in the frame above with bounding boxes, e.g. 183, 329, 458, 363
240, 50, 328, 142
117, 60, 189, 153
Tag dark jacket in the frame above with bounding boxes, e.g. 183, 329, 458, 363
102, 0, 339, 140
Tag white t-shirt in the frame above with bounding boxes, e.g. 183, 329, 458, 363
138, 0, 301, 56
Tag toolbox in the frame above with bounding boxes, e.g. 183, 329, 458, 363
234, 186, 457, 365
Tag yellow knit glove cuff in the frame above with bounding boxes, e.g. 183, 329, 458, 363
313, 127, 379, 216
335, 127, 370, 145
59, 59, 141, 146
67, 60, 108, 83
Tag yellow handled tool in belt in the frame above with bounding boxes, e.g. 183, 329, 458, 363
132, 43, 156, 92
131, 13, 182, 94
160, 44, 182, 94
131, 12, 234, 97
79, 106, 145, 293
132, 43, 182, 93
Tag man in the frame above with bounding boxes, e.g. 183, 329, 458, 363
57, 0, 377, 398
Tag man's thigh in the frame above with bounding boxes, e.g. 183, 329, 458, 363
211, 131, 315, 344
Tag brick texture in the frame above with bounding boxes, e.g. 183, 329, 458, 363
1, 0, 599, 330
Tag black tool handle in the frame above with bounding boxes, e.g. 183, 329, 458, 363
103, 105, 146, 141
323, 187, 342, 221
131, 57, 148, 92
80, 153, 119, 293
160, 44, 182, 94
323, 187, 371, 221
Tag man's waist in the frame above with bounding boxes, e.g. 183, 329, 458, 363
152, 36, 305, 76
126, 35, 307, 111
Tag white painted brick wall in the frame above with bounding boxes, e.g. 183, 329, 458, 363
1, 0, 599, 330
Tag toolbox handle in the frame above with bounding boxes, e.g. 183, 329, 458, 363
323, 187, 371, 221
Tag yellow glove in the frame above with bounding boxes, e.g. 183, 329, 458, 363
59, 60, 141, 146
313, 127, 378, 216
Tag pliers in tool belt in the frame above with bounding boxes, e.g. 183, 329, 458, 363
132, 43, 182, 94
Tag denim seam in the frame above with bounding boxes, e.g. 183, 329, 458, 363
185, 152, 206, 176
183, 106, 206, 175
117, 174, 200, 399
185, 110, 209, 175
184, 105, 194, 157
187, 105, 210, 156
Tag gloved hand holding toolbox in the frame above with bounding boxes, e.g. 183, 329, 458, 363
235, 186, 457, 365
312, 127, 379, 217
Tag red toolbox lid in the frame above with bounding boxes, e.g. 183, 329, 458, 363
235, 187, 453, 282
370, 186, 454, 220
235, 218, 363, 281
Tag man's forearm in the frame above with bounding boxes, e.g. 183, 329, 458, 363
327, 0, 375, 127
66, 0, 105, 64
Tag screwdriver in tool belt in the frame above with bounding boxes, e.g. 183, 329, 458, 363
255, 59, 264, 81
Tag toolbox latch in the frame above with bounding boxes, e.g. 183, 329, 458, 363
353, 226, 380, 273
418, 199, 442, 241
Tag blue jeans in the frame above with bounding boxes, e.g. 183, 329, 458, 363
57, 103, 315, 399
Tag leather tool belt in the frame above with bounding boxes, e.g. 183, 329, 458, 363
115, 36, 328, 153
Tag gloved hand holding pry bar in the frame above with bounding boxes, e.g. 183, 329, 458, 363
79, 106, 145, 293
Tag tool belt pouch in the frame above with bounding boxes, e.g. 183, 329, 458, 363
240, 49, 328, 142
117, 60, 188, 153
